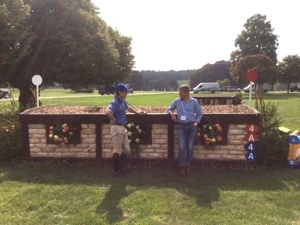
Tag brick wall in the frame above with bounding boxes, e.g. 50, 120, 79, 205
29, 124, 96, 158
28, 123, 247, 160
102, 124, 168, 159
193, 124, 247, 160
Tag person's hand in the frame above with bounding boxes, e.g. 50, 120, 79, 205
170, 113, 176, 122
110, 118, 116, 124
137, 111, 146, 115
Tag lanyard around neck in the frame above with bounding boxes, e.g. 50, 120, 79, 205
181, 99, 190, 115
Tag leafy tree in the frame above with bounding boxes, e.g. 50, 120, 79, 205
148, 77, 168, 91
230, 14, 279, 94
140, 70, 194, 90
189, 61, 234, 88
219, 79, 230, 87
125, 71, 145, 90
0, 0, 30, 74
108, 28, 135, 83
277, 54, 300, 93
231, 54, 276, 96
0, 0, 134, 110
232, 14, 278, 64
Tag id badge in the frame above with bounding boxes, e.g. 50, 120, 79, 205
181, 116, 186, 121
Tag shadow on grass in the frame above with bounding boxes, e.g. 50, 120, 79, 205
1, 160, 300, 224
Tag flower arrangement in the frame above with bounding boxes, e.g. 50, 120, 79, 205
197, 120, 223, 145
126, 122, 146, 145
47, 122, 80, 145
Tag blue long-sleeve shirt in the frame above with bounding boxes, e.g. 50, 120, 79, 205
167, 97, 202, 123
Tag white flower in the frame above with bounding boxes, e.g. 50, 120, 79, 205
136, 125, 140, 129
135, 138, 140, 143
128, 131, 132, 136
138, 129, 142, 133
129, 139, 132, 143
127, 124, 132, 128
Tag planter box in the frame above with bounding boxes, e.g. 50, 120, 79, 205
19, 105, 260, 161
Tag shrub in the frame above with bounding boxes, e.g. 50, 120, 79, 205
232, 93, 243, 105
0, 94, 22, 160
255, 100, 289, 166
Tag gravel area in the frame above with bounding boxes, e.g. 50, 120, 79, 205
24, 104, 257, 114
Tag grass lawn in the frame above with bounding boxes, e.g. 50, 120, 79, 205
0, 90, 300, 224
1, 161, 300, 225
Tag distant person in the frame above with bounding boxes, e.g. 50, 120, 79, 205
105, 83, 145, 177
167, 84, 202, 176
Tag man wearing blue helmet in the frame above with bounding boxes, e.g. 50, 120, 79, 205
105, 83, 145, 177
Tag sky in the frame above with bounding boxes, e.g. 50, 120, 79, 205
91, 0, 300, 71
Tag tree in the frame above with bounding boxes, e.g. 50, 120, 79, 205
0, 0, 30, 74
0, 0, 134, 110
108, 28, 135, 83
189, 61, 233, 88
218, 79, 230, 87
125, 71, 145, 90
231, 54, 276, 95
277, 55, 300, 93
232, 14, 278, 64
140, 70, 194, 90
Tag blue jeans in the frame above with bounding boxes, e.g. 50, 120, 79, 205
177, 124, 197, 166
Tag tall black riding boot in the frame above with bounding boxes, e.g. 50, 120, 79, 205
119, 153, 128, 175
112, 153, 127, 177
112, 153, 120, 176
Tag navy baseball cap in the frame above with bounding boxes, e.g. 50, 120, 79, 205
115, 83, 131, 92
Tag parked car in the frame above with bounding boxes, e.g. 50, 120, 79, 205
290, 85, 300, 92
73, 88, 94, 93
0, 88, 10, 99
243, 83, 272, 93
98, 85, 115, 95
220, 86, 239, 92
192, 82, 220, 93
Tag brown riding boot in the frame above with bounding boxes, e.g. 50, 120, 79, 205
185, 164, 191, 175
179, 165, 186, 177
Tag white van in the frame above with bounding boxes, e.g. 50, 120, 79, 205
193, 82, 220, 94
243, 82, 272, 93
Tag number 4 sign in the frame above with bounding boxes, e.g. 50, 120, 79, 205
244, 124, 259, 161
244, 142, 258, 151
245, 124, 259, 134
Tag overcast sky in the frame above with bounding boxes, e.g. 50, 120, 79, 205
92, 0, 300, 71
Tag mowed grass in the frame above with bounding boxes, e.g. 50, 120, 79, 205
1, 89, 300, 224
258, 92, 300, 131
1, 162, 300, 225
